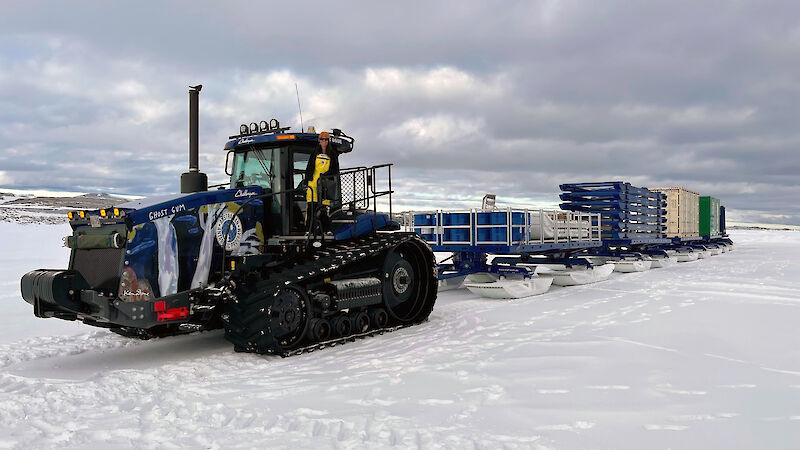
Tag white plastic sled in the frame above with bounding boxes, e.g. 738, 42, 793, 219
537, 263, 615, 286
673, 250, 700, 262
613, 258, 653, 273
649, 255, 677, 268
464, 276, 554, 299
694, 248, 712, 259
438, 276, 467, 291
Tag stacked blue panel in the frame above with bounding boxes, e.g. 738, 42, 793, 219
559, 181, 666, 241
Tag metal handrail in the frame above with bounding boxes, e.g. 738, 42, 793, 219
331, 164, 394, 230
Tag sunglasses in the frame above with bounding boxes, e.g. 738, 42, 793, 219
319, 138, 329, 141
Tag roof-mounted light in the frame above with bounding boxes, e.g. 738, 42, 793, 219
259, 120, 269, 132
269, 118, 280, 130
249, 122, 258, 134
239, 124, 249, 135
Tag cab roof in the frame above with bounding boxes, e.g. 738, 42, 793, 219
224, 131, 353, 152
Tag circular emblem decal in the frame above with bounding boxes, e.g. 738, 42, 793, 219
215, 212, 243, 251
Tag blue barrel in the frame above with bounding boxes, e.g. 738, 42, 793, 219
444, 229, 469, 242
512, 212, 525, 225
453, 213, 470, 225
512, 228, 524, 242
414, 214, 433, 226
491, 212, 507, 225
477, 228, 491, 242
442, 212, 469, 226
477, 212, 492, 225
491, 227, 507, 242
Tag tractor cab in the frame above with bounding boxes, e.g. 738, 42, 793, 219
223, 120, 358, 237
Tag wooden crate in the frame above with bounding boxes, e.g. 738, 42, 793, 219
650, 187, 699, 237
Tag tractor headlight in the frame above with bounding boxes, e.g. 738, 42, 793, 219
249, 122, 258, 134
240, 124, 249, 135
259, 120, 269, 132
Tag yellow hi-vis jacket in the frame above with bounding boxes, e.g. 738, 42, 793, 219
306, 153, 332, 205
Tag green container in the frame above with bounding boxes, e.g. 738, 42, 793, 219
699, 196, 720, 237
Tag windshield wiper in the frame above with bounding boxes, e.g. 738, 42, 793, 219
252, 147, 274, 183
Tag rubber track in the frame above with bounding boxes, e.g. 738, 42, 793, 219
223, 232, 432, 356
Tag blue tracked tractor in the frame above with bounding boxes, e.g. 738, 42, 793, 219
20, 86, 438, 355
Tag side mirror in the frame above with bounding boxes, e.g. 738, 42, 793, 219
224, 151, 233, 176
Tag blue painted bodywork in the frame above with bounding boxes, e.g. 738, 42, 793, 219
332, 214, 392, 240
224, 132, 354, 152
72, 187, 266, 301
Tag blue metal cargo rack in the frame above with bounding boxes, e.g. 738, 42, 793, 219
410, 208, 604, 281
559, 181, 671, 245
559, 181, 673, 262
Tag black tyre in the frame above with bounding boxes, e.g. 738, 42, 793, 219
224, 284, 311, 353
270, 286, 311, 349
381, 238, 437, 324
308, 318, 331, 341
332, 315, 352, 337
369, 308, 388, 328
353, 311, 370, 333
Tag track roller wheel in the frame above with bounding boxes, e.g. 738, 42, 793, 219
369, 308, 388, 328
308, 318, 331, 341
332, 315, 352, 337
353, 311, 370, 333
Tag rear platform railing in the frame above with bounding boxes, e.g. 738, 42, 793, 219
336, 164, 394, 222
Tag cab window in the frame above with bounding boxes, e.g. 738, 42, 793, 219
230, 147, 281, 190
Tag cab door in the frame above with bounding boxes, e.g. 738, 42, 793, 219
289, 148, 312, 234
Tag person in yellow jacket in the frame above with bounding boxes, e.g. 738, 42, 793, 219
305, 152, 332, 204
304, 131, 342, 229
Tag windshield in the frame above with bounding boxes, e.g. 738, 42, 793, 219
230, 147, 281, 190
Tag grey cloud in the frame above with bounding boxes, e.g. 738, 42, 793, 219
2, 1, 800, 224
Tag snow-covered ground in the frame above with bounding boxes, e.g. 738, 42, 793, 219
1, 226, 799, 449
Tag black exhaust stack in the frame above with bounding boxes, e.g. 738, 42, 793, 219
180, 85, 208, 193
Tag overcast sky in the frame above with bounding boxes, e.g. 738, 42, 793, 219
1, 1, 799, 224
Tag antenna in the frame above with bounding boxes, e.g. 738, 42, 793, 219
295, 82, 304, 132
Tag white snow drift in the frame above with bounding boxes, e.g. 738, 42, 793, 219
1, 226, 799, 449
